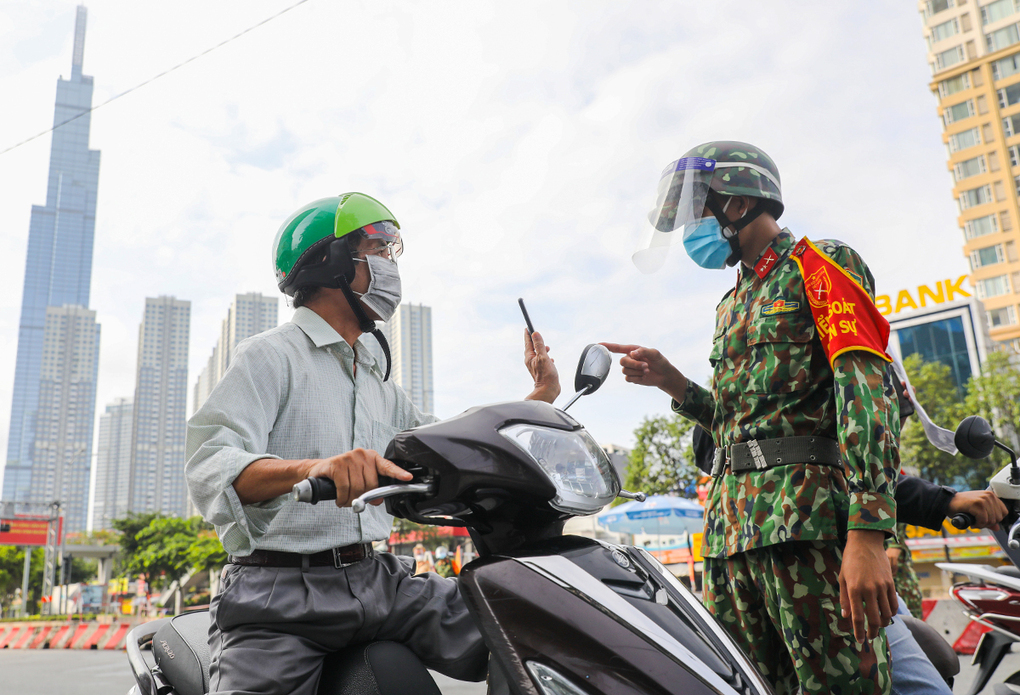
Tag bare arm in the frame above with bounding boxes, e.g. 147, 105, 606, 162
233, 450, 412, 507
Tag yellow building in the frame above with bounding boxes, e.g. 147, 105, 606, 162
920, 0, 1020, 346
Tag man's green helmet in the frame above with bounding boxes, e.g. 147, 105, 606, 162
682, 141, 783, 218
273, 192, 400, 296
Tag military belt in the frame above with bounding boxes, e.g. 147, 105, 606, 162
711, 436, 841, 477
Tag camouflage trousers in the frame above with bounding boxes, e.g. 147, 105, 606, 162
894, 558, 924, 620
703, 540, 891, 695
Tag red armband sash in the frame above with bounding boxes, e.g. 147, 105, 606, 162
790, 238, 891, 366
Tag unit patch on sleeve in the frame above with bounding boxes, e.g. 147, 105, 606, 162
761, 298, 800, 316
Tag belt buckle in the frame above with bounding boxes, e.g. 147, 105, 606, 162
332, 545, 368, 569
711, 447, 726, 478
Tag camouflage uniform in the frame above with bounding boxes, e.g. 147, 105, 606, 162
674, 230, 898, 695
889, 522, 924, 619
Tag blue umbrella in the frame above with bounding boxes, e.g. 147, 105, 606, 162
597, 495, 705, 536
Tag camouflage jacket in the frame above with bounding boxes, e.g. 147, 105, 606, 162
674, 231, 899, 559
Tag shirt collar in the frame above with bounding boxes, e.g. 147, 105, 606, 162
292, 307, 384, 375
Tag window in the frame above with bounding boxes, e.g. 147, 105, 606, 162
1000, 82, 1020, 108
971, 244, 1005, 268
1005, 112, 1020, 135
959, 184, 994, 208
956, 154, 988, 179
988, 305, 1018, 327
1011, 144, 1020, 165
976, 274, 1012, 297
950, 127, 982, 152
993, 53, 1020, 81
927, 0, 954, 16
945, 99, 976, 125
984, 0, 1019, 25
933, 17, 961, 43
940, 72, 972, 97
988, 23, 1020, 51
936, 45, 966, 71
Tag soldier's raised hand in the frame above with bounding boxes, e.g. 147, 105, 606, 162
602, 343, 687, 402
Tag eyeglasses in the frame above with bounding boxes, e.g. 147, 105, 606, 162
357, 239, 403, 260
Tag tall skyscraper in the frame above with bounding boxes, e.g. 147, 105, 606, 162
384, 304, 434, 414
91, 397, 133, 531
130, 297, 190, 517
4, 5, 101, 503
28, 306, 100, 533
192, 293, 278, 413
919, 0, 1020, 348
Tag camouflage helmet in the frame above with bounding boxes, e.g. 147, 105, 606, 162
682, 141, 783, 219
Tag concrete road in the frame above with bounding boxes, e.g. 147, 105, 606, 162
0, 649, 486, 695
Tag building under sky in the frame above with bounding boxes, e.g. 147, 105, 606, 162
384, 303, 434, 414
91, 397, 133, 531
3, 5, 101, 504
192, 292, 278, 414
920, 0, 1020, 347
28, 305, 100, 533
129, 296, 190, 517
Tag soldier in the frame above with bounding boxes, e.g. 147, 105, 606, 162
887, 522, 923, 619
606, 141, 898, 694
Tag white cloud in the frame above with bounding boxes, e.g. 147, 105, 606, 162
0, 1, 969, 496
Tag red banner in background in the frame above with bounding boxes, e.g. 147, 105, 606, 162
0, 516, 61, 546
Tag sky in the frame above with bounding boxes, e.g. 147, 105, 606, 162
0, 1, 968, 494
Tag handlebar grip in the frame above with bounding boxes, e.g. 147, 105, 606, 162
951, 512, 976, 529
291, 477, 337, 504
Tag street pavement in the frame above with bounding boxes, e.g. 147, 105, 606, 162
0, 649, 486, 695
7, 646, 1018, 694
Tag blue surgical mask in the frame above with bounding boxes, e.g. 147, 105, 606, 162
682, 198, 734, 270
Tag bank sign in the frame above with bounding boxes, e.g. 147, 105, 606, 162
875, 274, 971, 316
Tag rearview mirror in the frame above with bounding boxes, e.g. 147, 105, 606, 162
561, 344, 612, 412
955, 415, 996, 460
574, 343, 612, 395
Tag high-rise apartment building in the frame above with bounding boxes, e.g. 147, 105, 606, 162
919, 0, 1020, 347
28, 306, 100, 533
129, 297, 190, 517
384, 304, 434, 414
3, 5, 101, 503
192, 293, 278, 413
91, 397, 133, 531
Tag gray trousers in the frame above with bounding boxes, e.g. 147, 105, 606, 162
208, 552, 488, 695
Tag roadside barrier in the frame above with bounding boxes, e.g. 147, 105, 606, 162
0, 616, 151, 650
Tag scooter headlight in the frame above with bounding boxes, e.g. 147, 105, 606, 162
499, 424, 620, 514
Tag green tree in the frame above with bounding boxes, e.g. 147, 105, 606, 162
111, 511, 161, 579
132, 517, 202, 593
899, 354, 969, 486
0, 547, 45, 615
624, 413, 698, 498
186, 529, 227, 572
965, 350, 1020, 452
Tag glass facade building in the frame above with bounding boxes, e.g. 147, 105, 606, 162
3, 6, 101, 504
129, 297, 190, 517
384, 304, 434, 414
888, 297, 991, 395
91, 397, 133, 531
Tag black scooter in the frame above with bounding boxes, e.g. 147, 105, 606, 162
125, 344, 777, 695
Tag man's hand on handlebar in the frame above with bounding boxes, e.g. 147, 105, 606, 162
306, 449, 412, 508
948, 489, 1009, 530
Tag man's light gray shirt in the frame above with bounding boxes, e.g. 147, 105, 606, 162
186, 307, 436, 556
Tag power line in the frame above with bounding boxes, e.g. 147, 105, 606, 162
0, 0, 312, 158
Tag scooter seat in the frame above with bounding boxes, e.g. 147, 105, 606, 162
899, 614, 960, 683
996, 565, 1020, 580
148, 609, 442, 695
152, 611, 210, 695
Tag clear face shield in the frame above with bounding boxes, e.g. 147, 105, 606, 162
632, 157, 717, 274
355, 220, 403, 261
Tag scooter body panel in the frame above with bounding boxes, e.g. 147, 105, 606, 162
460, 535, 771, 695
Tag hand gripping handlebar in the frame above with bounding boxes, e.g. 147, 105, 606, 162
291, 477, 434, 513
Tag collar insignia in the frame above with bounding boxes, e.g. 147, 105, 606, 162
753, 247, 779, 279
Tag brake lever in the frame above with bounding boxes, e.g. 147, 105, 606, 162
1008, 517, 1020, 550
351, 483, 435, 513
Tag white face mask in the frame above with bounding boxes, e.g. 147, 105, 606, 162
353, 254, 402, 322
